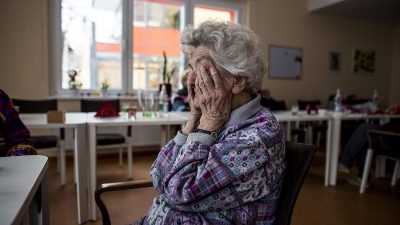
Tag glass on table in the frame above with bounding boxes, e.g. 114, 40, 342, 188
138, 90, 158, 118
291, 105, 299, 115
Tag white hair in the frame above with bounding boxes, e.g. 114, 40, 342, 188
181, 20, 266, 95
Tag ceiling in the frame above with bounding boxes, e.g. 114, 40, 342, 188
308, 0, 400, 26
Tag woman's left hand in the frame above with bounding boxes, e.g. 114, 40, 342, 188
196, 64, 232, 132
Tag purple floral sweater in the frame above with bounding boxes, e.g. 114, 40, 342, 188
145, 95, 285, 225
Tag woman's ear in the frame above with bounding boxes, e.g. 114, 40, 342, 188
231, 77, 247, 94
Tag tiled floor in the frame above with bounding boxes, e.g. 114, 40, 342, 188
47, 149, 400, 225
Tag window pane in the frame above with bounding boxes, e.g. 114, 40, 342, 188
194, 5, 237, 27
132, 0, 183, 90
61, 0, 122, 90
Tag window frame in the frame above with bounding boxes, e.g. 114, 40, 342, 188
49, 0, 245, 97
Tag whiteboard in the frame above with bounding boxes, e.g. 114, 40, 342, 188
269, 45, 303, 79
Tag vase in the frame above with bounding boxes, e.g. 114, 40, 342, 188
159, 83, 172, 111
101, 89, 108, 97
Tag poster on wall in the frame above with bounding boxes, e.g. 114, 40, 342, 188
352, 49, 375, 74
269, 45, 303, 79
329, 52, 340, 72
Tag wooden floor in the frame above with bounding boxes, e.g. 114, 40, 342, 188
47, 149, 400, 225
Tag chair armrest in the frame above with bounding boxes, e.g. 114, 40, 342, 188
95, 180, 153, 225
367, 129, 400, 149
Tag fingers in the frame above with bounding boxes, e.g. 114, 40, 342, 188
209, 67, 223, 89
198, 66, 212, 93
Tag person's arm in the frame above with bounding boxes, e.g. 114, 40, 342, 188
0, 90, 36, 156
153, 122, 285, 211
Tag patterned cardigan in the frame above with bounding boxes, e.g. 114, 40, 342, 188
144, 95, 285, 225
0, 89, 36, 156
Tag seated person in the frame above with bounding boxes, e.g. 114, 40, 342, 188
338, 119, 400, 186
0, 89, 36, 156
171, 69, 189, 112
260, 89, 286, 111
132, 21, 286, 225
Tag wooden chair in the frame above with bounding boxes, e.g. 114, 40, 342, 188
360, 129, 400, 194
11, 99, 67, 185
95, 142, 315, 225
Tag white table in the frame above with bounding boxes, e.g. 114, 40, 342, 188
0, 155, 49, 225
328, 112, 400, 186
20, 113, 88, 224
274, 111, 333, 186
86, 112, 188, 220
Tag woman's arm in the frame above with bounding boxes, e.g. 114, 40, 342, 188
0, 90, 36, 156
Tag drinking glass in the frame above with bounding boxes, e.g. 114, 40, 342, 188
138, 90, 158, 118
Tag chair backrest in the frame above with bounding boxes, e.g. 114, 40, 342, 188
297, 100, 321, 110
80, 99, 120, 112
275, 142, 315, 225
11, 99, 57, 113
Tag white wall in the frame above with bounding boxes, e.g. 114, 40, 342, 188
249, 0, 398, 107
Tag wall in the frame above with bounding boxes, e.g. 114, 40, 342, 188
390, 26, 400, 104
0, 0, 49, 98
0, 0, 398, 107
249, 0, 397, 107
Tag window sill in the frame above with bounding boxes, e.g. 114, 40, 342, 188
49, 95, 139, 100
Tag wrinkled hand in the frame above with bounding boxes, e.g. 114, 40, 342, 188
182, 69, 201, 135
196, 65, 232, 132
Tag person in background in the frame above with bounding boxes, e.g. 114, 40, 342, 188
0, 89, 36, 156
338, 118, 400, 186
259, 89, 279, 110
172, 69, 190, 112
131, 21, 285, 225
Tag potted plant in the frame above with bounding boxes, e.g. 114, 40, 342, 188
160, 51, 176, 98
68, 69, 82, 96
100, 80, 110, 96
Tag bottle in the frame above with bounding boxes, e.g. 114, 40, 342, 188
372, 89, 379, 106
334, 89, 342, 112
159, 84, 169, 117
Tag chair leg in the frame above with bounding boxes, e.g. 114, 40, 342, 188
307, 127, 313, 145
360, 148, 373, 194
391, 160, 400, 186
59, 140, 66, 186
316, 131, 321, 148
119, 145, 123, 167
57, 149, 61, 173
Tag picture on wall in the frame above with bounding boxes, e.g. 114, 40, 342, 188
352, 49, 375, 74
329, 52, 340, 72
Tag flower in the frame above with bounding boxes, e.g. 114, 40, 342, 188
101, 80, 110, 90
162, 51, 176, 84
68, 69, 82, 89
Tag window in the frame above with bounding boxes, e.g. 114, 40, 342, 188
49, 0, 244, 96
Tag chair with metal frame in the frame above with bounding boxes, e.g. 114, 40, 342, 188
94, 142, 315, 225
11, 98, 67, 185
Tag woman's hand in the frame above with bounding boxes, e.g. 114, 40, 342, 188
182, 69, 201, 135
196, 65, 232, 132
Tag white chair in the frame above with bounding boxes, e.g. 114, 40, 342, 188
360, 129, 400, 193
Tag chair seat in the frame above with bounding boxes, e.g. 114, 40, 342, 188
97, 133, 125, 146
31, 135, 58, 149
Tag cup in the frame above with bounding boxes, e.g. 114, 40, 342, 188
291, 105, 299, 115
127, 106, 137, 119
138, 90, 158, 118
318, 109, 327, 116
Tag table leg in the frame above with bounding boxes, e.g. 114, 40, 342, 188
161, 125, 167, 147
325, 120, 332, 186
329, 116, 342, 186
128, 126, 133, 179
286, 122, 291, 141
74, 125, 89, 224
88, 125, 97, 221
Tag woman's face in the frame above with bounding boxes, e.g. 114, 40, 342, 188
187, 47, 235, 108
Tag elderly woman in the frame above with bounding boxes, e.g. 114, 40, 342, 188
137, 21, 285, 225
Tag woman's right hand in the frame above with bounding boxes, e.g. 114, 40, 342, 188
182, 69, 201, 135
